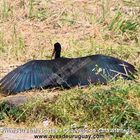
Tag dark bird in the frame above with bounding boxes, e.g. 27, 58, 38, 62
0, 42, 137, 94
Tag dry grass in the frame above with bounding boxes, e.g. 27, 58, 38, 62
0, 0, 140, 139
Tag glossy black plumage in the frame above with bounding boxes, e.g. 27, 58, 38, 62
0, 43, 137, 94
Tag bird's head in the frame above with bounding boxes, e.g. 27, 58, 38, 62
51, 42, 61, 59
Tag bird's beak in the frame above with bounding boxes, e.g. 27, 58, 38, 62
51, 49, 55, 59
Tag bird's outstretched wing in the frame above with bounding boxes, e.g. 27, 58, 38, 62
0, 60, 57, 94
55, 55, 137, 87
87, 55, 137, 83
0, 55, 137, 94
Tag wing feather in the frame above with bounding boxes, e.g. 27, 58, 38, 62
0, 60, 55, 94
90, 55, 136, 81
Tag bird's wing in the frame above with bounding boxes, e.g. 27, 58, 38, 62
88, 55, 136, 81
0, 60, 56, 94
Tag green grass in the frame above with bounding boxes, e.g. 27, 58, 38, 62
0, 81, 140, 138
0, 0, 13, 21
0, 32, 5, 53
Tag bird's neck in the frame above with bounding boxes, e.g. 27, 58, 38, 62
55, 51, 61, 59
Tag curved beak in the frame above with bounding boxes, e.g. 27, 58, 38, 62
51, 49, 55, 59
